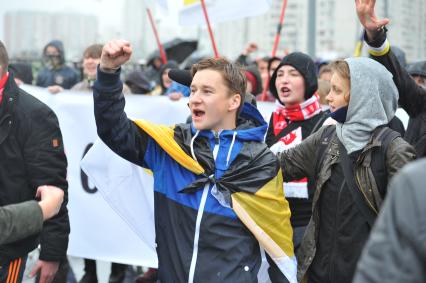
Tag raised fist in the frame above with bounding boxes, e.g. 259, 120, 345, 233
100, 39, 133, 72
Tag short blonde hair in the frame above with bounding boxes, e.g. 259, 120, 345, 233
329, 59, 351, 102
329, 60, 350, 82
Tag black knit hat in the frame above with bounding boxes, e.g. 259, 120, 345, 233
269, 52, 318, 102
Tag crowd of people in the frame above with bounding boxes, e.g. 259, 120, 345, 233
1, 0, 426, 282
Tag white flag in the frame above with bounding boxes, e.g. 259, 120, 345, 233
80, 138, 157, 265
179, 0, 271, 26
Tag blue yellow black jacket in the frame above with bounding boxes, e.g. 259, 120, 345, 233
93, 68, 296, 283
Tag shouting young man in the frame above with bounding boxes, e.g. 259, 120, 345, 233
92, 39, 296, 283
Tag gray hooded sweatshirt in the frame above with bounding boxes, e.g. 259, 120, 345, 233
336, 57, 399, 154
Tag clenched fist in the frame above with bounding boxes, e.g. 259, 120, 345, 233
100, 39, 133, 72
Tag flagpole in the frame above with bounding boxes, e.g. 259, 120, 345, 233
353, 31, 364, 57
146, 8, 168, 64
200, 0, 220, 58
271, 0, 288, 58
260, 0, 288, 101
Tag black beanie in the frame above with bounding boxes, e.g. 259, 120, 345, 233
269, 52, 318, 102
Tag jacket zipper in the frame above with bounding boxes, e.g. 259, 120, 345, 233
187, 183, 209, 283
188, 133, 220, 283
355, 168, 378, 214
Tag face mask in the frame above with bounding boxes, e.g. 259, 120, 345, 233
330, 106, 348, 123
45, 55, 61, 69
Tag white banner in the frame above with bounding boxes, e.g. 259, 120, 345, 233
20, 85, 275, 267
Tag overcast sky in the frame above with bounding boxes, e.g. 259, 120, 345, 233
0, 0, 180, 40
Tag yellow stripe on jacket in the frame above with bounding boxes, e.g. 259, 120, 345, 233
133, 119, 204, 175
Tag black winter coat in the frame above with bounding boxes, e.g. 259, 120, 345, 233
0, 74, 69, 261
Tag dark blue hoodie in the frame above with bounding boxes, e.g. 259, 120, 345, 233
36, 40, 79, 89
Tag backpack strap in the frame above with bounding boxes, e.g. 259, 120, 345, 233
374, 126, 401, 150
338, 141, 377, 227
367, 126, 401, 208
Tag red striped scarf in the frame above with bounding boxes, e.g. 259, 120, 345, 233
272, 93, 321, 136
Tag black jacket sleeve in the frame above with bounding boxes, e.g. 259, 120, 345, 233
278, 126, 326, 181
366, 30, 426, 117
22, 103, 69, 261
93, 67, 150, 167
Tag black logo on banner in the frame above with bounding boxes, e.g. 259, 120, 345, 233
81, 143, 98, 194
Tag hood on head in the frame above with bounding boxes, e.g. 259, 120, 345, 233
344, 57, 398, 127
336, 57, 399, 154
269, 52, 318, 103
43, 40, 65, 64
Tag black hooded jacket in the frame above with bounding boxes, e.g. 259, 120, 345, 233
36, 40, 79, 89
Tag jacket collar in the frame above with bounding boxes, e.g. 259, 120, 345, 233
1, 72, 19, 109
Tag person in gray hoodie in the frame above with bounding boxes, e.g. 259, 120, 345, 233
278, 57, 416, 283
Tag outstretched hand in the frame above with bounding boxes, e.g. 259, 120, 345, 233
100, 39, 132, 72
355, 0, 390, 40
